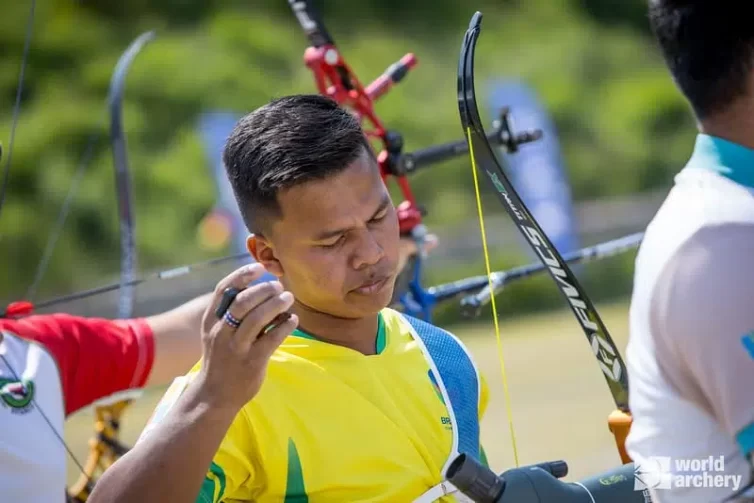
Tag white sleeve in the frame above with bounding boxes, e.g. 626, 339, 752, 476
651, 223, 754, 455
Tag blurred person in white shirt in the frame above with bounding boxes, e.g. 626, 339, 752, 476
626, 1, 754, 502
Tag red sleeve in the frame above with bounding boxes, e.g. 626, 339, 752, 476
0, 314, 155, 416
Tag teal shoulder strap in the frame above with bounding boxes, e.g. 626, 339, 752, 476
399, 312, 481, 469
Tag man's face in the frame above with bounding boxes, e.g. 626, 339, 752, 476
251, 151, 400, 319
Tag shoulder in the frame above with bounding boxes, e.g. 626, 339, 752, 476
0, 313, 154, 374
381, 308, 457, 338
654, 223, 754, 323
633, 169, 754, 325
382, 308, 481, 375
640, 167, 754, 258
0, 313, 153, 347
385, 310, 492, 416
0, 314, 85, 345
382, 308, 472, 351
632, 221, 754, 372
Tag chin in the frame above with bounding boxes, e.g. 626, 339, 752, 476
381, 282, 397, 307
360, 292, 393, 312
373, 288, 395, 312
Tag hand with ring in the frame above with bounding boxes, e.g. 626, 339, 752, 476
197, 263, 298, 412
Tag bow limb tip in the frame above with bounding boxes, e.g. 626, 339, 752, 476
468, 11, 483, 31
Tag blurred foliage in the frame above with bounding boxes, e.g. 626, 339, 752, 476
0, 0, 697, 314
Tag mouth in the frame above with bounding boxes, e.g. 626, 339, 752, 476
353, 276, 391, 295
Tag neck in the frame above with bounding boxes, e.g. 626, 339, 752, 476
292, 300, 380, 355
699, 98, 754, 150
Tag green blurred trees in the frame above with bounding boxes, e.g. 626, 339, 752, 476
0, 0, 696, 313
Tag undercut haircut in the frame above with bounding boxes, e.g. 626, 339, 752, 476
223, 94, 374, 235
648, 0, 754, 119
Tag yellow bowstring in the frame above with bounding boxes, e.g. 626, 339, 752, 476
466, 128, 520, 468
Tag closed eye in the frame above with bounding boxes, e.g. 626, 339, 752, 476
319, 234, 345, 248
370, 210, 388, 223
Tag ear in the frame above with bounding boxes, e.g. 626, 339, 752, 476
247, 234, 283, 277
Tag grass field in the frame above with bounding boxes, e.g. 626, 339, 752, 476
65, 299, 632, 486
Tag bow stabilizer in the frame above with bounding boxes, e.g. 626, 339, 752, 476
457, 11, 633, 464
459, 231, 645, 317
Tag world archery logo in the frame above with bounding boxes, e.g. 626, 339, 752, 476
633, 455, 743, 492
0, 376, 35, 414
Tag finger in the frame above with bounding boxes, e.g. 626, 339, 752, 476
225, 281, 284, 322
203, 263, 271, 332
213, 263, 270, 306
253, 313, 299, 359
214, 281, 285, 342
232, 291, 295, 352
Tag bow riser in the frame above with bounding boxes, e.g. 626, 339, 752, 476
300, 37, 421, 225
291, 1, 423, 239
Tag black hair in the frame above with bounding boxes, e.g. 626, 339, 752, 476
223, 94, 373, 234
648, 0, 754, 119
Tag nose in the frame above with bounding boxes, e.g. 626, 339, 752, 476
351, 229, 386, 270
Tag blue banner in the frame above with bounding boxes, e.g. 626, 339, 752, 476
488, 80, 579, 255
198, 111, 277, 283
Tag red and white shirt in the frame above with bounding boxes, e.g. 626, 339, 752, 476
0, 314, 154, 503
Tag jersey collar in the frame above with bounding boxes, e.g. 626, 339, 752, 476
687, 133, 754, 189
291, 312, 387, 354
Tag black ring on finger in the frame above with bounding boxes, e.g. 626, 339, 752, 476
215, 287, 242, 319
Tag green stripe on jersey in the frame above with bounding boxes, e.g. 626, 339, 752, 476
197, 461, 226, 503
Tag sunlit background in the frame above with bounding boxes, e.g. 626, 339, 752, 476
1, 0, 697, 487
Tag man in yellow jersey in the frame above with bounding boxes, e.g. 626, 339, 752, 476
89, 94, 490, 503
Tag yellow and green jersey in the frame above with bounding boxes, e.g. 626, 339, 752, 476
149, 307, 489, 502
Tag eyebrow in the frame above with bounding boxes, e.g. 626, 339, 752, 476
313, 194, 391, 241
